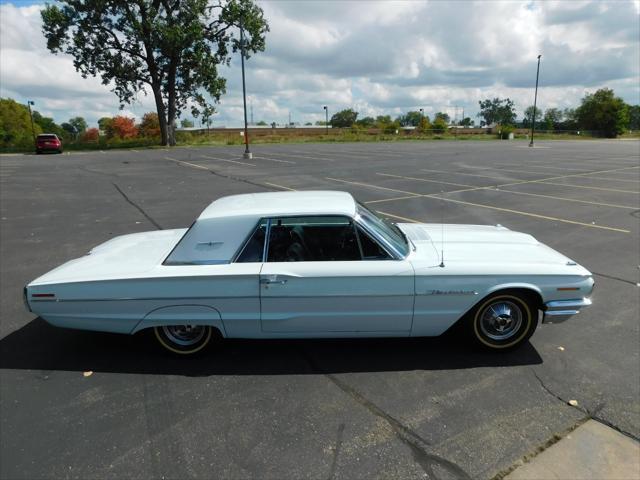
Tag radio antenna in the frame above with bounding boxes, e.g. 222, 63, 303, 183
439, 190, 445, 268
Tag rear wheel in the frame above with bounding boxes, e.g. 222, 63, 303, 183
467, 292, 538, 350
153, 324, 213, 355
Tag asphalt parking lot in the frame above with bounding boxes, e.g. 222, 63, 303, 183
1, 139, 638, 479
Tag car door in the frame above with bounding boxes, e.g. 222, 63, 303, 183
259, 215, 414, 334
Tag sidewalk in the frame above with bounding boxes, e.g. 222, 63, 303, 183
505, 420, 640, 480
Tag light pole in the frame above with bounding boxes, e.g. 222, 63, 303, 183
240, 23, 251, 159
529, 54, 542, 147
323, 106, 328, 134
27, 100, 36, 147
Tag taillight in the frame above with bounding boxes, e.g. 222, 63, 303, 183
32, 293, 55, 298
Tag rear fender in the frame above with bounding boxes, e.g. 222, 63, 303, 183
131, 305, 227, 337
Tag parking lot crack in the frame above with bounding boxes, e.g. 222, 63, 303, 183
532, 369, 639, 442
303, 353, 471, 480
112, 182, 163, 230
592, 271, 639, 287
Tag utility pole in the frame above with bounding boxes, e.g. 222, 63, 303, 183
323, 106, 328, 135
27, 100, 36, 147
240, 22, 252, 159
529, 54, 542, 147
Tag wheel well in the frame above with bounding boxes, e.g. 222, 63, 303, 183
444, 287, 543, 337
490, 288, 543, 311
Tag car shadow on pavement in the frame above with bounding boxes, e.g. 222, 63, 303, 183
0, 318, 542, 376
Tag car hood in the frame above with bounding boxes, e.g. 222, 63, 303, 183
29, 229, 187, 285
398, 223, 591, 276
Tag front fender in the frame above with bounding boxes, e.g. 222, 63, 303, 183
484, 282, 543, 304
131, 305, 227, 337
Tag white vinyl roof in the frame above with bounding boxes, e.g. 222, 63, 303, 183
198, 191, 357, 220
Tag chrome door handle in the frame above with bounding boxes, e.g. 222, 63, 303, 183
260, 278, 288, 285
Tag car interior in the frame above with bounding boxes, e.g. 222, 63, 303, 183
236, 216, 390, 262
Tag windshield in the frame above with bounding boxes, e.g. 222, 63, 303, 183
356, 202, 409, 258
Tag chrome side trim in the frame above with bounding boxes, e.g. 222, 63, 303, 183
30, 295, 258, 303
543, 298, 592, 324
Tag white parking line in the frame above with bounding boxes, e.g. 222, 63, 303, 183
201, 155, 256, 167
253, 156, 296, 164
325, 176, 631, 234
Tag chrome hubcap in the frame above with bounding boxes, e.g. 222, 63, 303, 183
162, 325, 206, 346
479, 301, 523, 341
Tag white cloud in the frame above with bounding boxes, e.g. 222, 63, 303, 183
1, 0, 638, 127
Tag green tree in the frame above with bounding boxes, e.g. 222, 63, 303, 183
0, 98, 42, 148
522, 106, 543, 129
626, 104, 639, 130
32, 111, 64, 136
543, 108, 563, 131
256, 120, 267, 126
42, 0, 269, 146
356, 116, 375, 128
98, 117, 113, 131
560, 108, 578, 131
576, 88, 629, 137
60, 122, 77, 139
432, 117, 448, 134
417, 115, 431, 133
434, 112, 450, 124
69, 116, 87, 134
396, 111, 422, 127
459, 117, 473, 127
180, 118, 194, 128
314, 120, 327, 126
330, 108, 358, 128
375, 115, 392, 128
478, 98, 516, 126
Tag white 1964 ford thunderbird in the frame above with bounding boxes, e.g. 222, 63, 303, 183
25, 191, 594, 355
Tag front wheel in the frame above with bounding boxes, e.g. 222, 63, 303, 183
467, 292, 538, 350
153, 324, 213, 355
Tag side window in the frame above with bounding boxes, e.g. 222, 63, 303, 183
235, 219, 267, 263
356, 225, 391, 260
267, 216, 360, 262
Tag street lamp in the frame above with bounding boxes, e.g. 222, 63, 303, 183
27, 100, 36, 147
529, 54, 542, 147
239, 23, 251, 159
323, 106, 328, 134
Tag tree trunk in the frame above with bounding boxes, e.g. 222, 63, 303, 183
152, 84, 168, 146
166, 62, 177, 146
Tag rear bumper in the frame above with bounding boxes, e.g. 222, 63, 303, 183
542, 298, 592, 324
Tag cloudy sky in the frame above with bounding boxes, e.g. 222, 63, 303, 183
1, 0, 638, 128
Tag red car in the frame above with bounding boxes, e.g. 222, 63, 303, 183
36, 134, 63, 154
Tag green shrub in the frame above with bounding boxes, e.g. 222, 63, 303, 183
497, 124, 515, 139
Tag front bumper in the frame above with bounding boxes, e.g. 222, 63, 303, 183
542, 298, 592, 324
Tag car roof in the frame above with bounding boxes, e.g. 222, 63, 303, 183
198, 191, 357, 220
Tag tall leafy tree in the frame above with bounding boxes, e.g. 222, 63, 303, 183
0, 98, 42, 148
32, 111, 64, 137
396, 111, 422, 127
356, 116, 375, 128
543, 108, 563, 131
330, 108, 358, 128
477, 98, 516, 126
69, 116, 88, 133
628, 104, 640, 130
522, 106, 543, 129
576, 88, 629, 137
434, 112, 450, 124
41, 0, 269, 146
